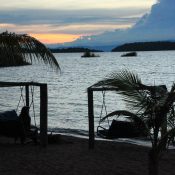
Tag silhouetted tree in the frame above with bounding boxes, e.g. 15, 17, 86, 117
95, 70, 175, 175
0, 31, 60, 70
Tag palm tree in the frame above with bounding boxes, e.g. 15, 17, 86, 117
0, 31, 60, 70
95, 69, 175, 175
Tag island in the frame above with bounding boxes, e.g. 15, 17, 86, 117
49, 47, 102, 53
112, 41, 175, 52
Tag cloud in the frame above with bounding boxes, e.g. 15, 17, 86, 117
0, 8, 143, 25
0, 0, 155, 10
66, 0, 175, 50
0, 7, 146, 35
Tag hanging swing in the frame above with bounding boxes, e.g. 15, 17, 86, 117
0, 81, 48, 147
16, 85, 37, 127
96, 90, 123, 139
96, 91, 147, 139
0, 85, 38, 144
97, 90, 110, 137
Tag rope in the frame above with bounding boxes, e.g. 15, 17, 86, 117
29, 86, 37, 126
99, 90, 110, 127
16, 86, 25, 112
12, 85, 38, 128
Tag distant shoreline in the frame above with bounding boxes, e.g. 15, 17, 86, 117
49, 47, 103, 53
112, 41, 175, 52
48, 41, 175, 53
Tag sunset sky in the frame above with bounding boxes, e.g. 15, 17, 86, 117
0, 0, 156, 44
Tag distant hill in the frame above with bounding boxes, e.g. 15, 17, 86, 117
50, 47, 103, 53
112, 41, 175, 52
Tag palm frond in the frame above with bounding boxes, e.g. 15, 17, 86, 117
95, 70, 155, 110
95, 69, 142, 89
0, 31, 60, 71
100, 110, 139, 122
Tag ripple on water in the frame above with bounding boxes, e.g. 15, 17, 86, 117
1, 51, 175, 136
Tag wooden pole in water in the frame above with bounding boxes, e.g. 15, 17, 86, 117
25, 85, 29, 107
88, 88, 95, 149
40, 84, 48, 147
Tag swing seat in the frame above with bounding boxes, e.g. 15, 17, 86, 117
0, 110, 25, 142
97, 119, 147, 139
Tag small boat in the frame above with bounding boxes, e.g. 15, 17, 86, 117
121, 52, 137, 57
81, 51, 100, 58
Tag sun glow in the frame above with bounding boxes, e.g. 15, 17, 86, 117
30, 33, 81, 44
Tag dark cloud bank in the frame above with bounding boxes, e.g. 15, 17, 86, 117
63, 0, 175, 50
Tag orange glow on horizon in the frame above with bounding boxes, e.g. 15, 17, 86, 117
30, 33, 81, 44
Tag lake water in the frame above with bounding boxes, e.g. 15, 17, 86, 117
1, 51, 175, 137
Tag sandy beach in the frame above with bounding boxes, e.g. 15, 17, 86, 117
0, 135, 175, 175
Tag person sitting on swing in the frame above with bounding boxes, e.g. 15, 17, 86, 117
19, 106, 38, 144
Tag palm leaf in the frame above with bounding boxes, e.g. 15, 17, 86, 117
95, 70, 155, 110
95, 69, 142, 89
100, 110, 139, 121
100, 110, 145, 127
0, 31, 60, 71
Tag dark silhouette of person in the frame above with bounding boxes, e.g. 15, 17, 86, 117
19, 106, 31, 132
19, 106, 38, 144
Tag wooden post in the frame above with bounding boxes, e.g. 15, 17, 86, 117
88, 88, 95, 149
40, 84, 48, 147
25, 85, 29, 107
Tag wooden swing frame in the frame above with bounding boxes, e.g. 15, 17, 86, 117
88, 85, 169, 150
87, 85, 118, 149
0, 81, 48, 147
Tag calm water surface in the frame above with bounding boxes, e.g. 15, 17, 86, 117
1, 51, 175, 136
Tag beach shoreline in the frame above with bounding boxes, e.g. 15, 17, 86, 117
0, 134, 175, 175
